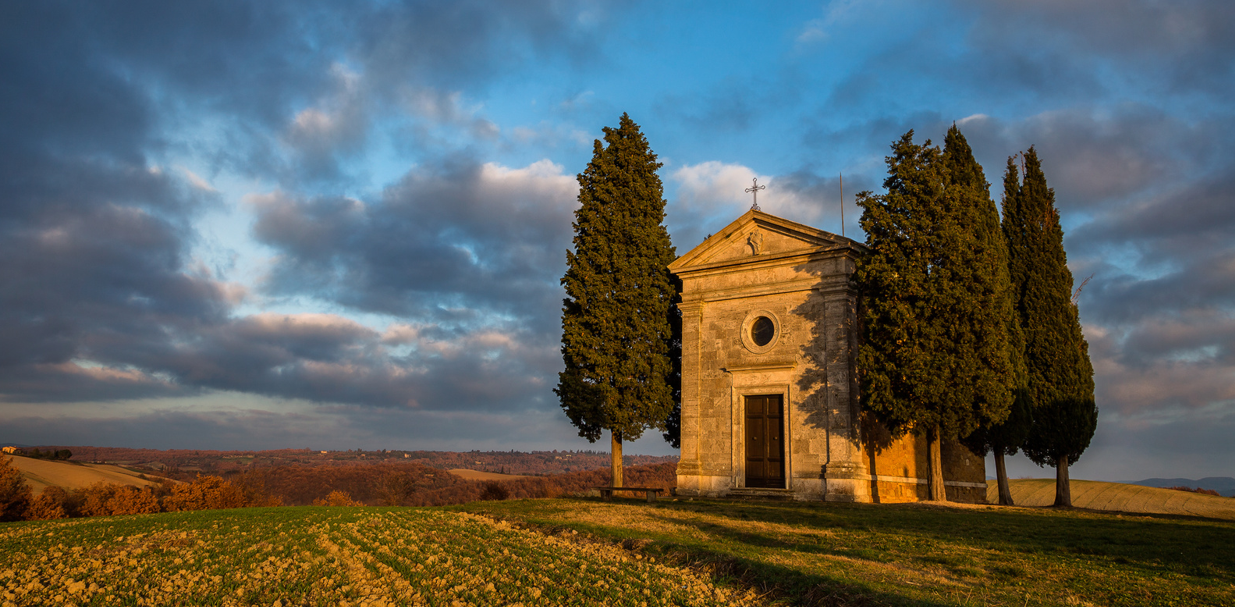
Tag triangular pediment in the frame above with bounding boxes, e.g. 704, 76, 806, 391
670, 209, 862, 272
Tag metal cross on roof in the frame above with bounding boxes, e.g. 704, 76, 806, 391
744, 177, 766, 211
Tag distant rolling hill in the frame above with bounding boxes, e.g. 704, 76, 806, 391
5, 455, 167, 494
990, 478, 1235, 520
1125, 477, 1235, 497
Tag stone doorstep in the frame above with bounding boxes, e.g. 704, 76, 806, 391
726, 487, 797, 501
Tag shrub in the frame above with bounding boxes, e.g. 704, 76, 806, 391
313, 490, 363, 506
27, 486, 71, 520
479, 481, 509, 501
26, 492, 68, 520
79, 482, 121, 516
0, 456, 32, 521
107, 486, 162, 515
164, 475, 249, 512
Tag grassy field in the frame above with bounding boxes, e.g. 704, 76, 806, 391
992, 479, 1235, 520
459, 497, 1235, 607
2, 498, 1231, 607
0, 506, 756, 607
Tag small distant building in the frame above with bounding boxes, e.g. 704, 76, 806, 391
670, 210, 986, 503
2, 446, 20, 455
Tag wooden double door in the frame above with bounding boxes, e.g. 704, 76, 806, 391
744, 394, 785, 488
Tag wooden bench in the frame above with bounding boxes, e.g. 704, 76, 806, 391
594, 486, 664, 502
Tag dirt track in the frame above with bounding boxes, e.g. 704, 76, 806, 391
447, 468, 530, 481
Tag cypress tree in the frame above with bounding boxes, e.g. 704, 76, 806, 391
944, 127, 1027, 507
556, 113, 679, 488
856, 128, 1016, 502
1003, 147, 1097, 508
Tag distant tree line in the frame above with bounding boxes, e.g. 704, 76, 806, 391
1166, 486, 1224, 497
27, 445, 677, 479
7, 448, 73, 461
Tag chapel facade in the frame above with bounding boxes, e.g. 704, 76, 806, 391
670, 209, 987, 503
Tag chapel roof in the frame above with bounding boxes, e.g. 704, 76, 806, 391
669, 209, 867, 274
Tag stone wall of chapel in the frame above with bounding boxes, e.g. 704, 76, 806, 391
694, 290, 816, 482
682, 252, 864, 500
860, 430, 988, 504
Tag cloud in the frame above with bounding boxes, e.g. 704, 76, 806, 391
958, 0, 1235, 95
667, 162, 872, 249
252, 157, 578, 328
795, 0, 869, 48
0, 1, 603, 414
0, 395, 678, 454
946, 107, 1223, 211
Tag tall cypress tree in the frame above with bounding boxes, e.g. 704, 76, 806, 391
1003, 147, 1097, 507
944, 128, 1027, 507
856, 128, 1016, 501
556, 113, 678, 488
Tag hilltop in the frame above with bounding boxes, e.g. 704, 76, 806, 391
6, 455, 166, 495
990, 478, 1235, 520
1127, 476, 1235, 497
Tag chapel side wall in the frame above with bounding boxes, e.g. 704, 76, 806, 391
861, 432, 988, 504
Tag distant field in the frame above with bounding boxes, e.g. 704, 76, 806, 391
6, 456, 165, 494
0, 506, 756, 607
989, 478, 1235, 520
447, 468, 530, 481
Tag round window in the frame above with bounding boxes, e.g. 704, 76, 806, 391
750, 316, 775, 347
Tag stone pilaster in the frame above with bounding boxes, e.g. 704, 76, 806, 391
818, 272, 870, 503
675, 300, 704, 491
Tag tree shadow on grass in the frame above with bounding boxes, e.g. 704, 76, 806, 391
654, 499, 1235, 585
475, 499, 959, 606
462, 497, 1235, 604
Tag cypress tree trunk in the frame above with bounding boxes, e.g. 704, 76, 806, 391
611, 431, 623, 488
994, 452, 1014, 506
927, 425, 946, 502
1054, 459, 1071, 507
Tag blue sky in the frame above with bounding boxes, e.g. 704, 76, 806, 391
2, 0, 1233, 482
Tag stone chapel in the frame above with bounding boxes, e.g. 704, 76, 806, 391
670, 209, 987, 503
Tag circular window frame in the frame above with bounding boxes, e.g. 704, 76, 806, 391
740, 310, 782, 354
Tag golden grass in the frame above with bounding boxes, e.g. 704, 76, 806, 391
988, 478, 1235, 520
7, 456, 165, 495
